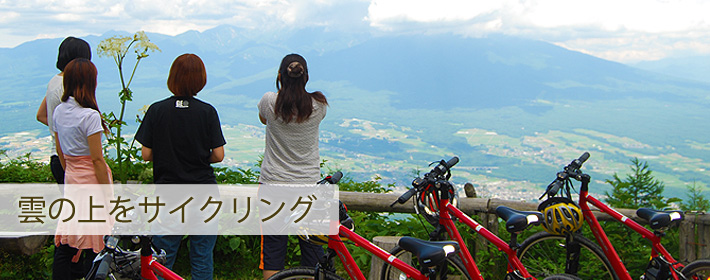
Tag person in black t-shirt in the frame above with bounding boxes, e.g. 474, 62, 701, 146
135, 53, 226, 280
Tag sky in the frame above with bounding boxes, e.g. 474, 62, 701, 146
1, 0, 709, 63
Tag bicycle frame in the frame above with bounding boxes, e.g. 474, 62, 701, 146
577, 174, 685, 280
139, 236, 184, 280
329, 224, 431, 280
393, 157, 540, 280
438, 196, 537, 280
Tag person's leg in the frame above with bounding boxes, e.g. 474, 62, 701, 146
151, 235, 182, 270
261, 235, 288, 280
75, 249, 98, 279
50, 155, 65, 193
299, 237, 325, 267
52, 244, 77, 280
188, 235, 217, 280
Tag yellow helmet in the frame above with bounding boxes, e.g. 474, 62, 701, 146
539, 197, 583, 235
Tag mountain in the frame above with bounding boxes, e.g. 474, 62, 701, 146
632, 55, 710, 84
1, 25, 709, 199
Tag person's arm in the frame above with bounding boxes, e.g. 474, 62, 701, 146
54, 132, 65, 169
141, 146, 153, 161
88, 132, 110, 184
209, 146, 225, 163
259, 113, 267, 125
37, 97, 48, 126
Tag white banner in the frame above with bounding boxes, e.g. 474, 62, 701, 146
1, 184, 339, 236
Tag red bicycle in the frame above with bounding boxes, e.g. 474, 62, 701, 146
85, 234, 184, 280
268, 193, 464, 279
384, 157, 580, 280
516, 152, 710, 280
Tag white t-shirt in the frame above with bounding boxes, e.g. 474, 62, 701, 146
257, 91, 327, 184
53, 97, 104, 156
45, 74, 63, 152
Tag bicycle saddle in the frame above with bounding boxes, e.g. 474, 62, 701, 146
397, 236, 460, 268
636, 208, 684, 230
496, 206, 544, 233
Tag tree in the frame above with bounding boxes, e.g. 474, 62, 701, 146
679, 181, 710, 212
604, 157, 678, 209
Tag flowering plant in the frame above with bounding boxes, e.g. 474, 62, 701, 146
98, 31, 160, 183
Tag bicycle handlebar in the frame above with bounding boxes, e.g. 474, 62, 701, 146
542, 152, 590, 198
329, 171, 343, 184
94, 235, 119, 279
391, 187, 418, 207
428, 157, 459, 179
390, 156, 459, 207
94, 253, 113, 279
545, 172, 568, 197
318, 171, 343, 185
568, 152, 590, 171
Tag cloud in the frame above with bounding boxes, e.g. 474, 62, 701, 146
1, 0, 708, 62
364, 0, 710, 62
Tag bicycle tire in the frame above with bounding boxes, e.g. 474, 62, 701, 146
269, 266, 345, 280
681, 259, 710, 280
517, 232, 617, 280
380, 245, 471, 280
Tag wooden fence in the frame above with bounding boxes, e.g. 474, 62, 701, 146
339, 191, 710, 263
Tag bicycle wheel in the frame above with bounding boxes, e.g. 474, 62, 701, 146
269, 266, 345, 280
517, 232, 617, 280
681, 259, 710, 280
380, 245, 471, 280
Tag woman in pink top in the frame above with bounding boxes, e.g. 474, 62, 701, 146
52, 58, 113, 280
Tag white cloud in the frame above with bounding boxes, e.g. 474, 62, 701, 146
0, 11, 20, 23
364, 0, 710, 62
1, 0, 709, 62
367, 0, 502, 24
101, 3, 125, 18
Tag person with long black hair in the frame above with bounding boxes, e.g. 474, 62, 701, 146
257, 53, 329, 279
36, 37, 92, 185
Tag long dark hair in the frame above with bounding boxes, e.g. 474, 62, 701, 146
274, 54, 327, 123
56, 37, 91, 71
62, 58, 108, 132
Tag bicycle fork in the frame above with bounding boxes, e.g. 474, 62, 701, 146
564, 234, 582, 276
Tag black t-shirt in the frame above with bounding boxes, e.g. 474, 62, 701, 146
135, 96, 226, 184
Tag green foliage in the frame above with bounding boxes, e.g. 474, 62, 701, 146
598, 220, 680, 277
0, 237, 54, 279
600, 157, 684, 276
680, 181, 710, 212
106, 156, 153, 183
0, 150, 53, 183
214, 166, 259, 184
604, 157, 679, 209
97, 31, 160, 183
337, 174, 393, 194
